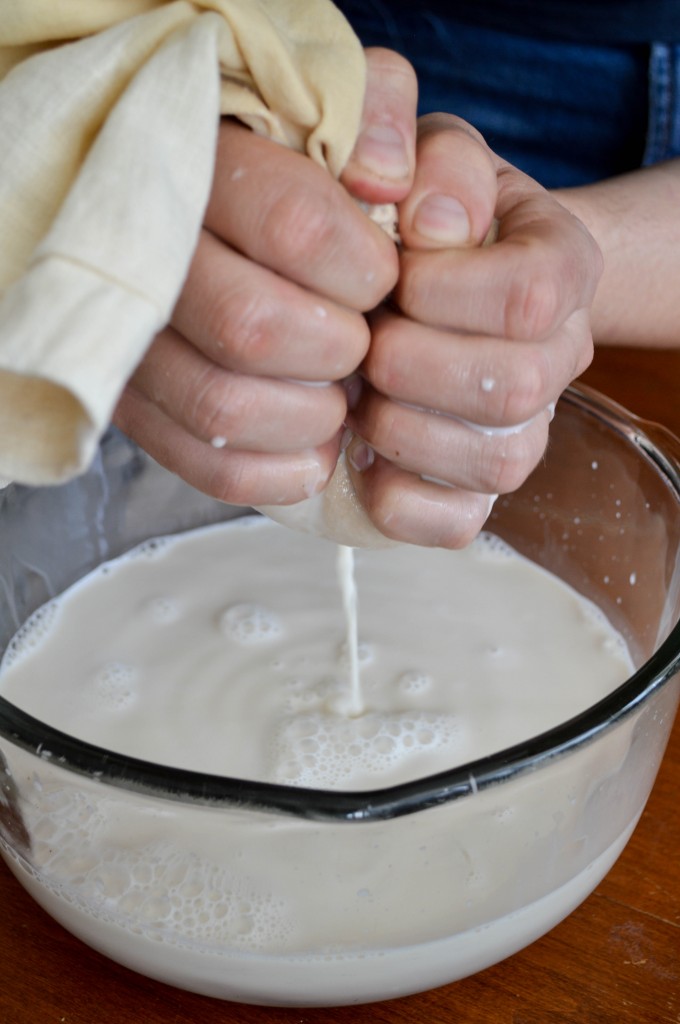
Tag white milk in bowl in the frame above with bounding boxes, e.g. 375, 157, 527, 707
0, 517, 644, 1006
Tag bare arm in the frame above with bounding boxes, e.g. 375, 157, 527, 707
553, 159, 680, 348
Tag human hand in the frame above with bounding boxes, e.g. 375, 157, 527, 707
344, 113, 603, 548
113, 49, 418, 506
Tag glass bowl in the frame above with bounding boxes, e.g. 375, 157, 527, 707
0, 383, 678, 1007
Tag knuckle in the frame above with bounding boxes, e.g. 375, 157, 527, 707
363, 476, 491, 551
350, 223, 399, 310
333, 313, 372, 377
207, 457, 252, 506
266, 186, 396, 309
295, 388, 348, 446
442, 506, 487, 549
359, 468, 419, 546
394, 251, 436, 321
362, 251, 400, 310
363, 319, 407, 394
205, 285, 274, 370
362, 397, 403, 458
266, 185, 339, 271
503, 265, 561, 341
186, 367, 237, 441
362, 486, 399, 540
480, 430, 546, 495
496, 347, 551, 424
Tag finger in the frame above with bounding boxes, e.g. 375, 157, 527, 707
397, 165, 603, 340
172, 229, 371, 381
113, 386, 341, 507
129, 327, 348, 453
204, 121, 399, 310
346, 449, 497, 549
397, 113, 498, 249
341, 47, 418, 205
362, 307, 594, 427
347, 385, 551, 496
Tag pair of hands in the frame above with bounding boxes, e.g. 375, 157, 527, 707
114, 50, 602, 548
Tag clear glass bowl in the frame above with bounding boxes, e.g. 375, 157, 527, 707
0, 383, 678, 1007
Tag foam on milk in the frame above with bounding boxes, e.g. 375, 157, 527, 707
1, 599, 59, 669
271, 709, 462, 788
218, 603, 283, 644
25, 788, 294, 954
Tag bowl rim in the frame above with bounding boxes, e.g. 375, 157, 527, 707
1, 384, 679, 823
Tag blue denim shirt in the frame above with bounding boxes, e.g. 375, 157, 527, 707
348, 0, 680, 44
646, 43, 680, 165
335, 2, 680, 187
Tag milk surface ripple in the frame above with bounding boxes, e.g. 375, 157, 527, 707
0, 516, 641, 1005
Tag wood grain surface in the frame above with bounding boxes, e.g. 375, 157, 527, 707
1, 345, 679, 1024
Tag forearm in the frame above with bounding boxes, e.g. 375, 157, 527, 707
552, 159, 680, 348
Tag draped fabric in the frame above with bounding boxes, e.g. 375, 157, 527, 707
0, 1, 366, 484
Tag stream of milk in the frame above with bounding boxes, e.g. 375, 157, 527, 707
335, 544, 363, 716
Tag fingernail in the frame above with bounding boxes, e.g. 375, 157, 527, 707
353, 123, 410, 181
348, 441, 375, 472
413, 194, 470, 245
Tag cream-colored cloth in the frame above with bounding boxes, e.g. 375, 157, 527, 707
0, 0, 366, 485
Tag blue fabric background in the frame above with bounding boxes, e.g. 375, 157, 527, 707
335, 2, 669, 188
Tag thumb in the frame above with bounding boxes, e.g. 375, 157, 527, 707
398, 113, 498, 249
341, 47, 418, 205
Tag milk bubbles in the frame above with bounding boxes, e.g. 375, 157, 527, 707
398, 671, 432, 696
218, 603, 282, 644
0, 600, 59, 668
271, 709, 463, 788
20, 784, 292, 954
92, 662, 137, 710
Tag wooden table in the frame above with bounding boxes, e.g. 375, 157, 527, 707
1, 346, 679, 1024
